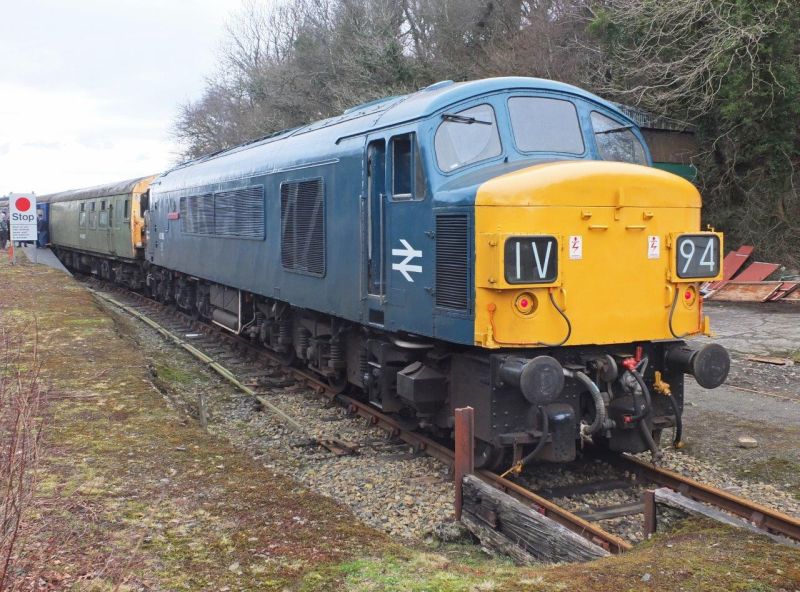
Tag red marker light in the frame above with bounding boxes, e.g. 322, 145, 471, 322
15, 197, 31, 212
683, 286, 697, 305
514, 292, 537, 315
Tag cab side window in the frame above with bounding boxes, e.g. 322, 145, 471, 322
591, 111, 647, 165
390, 133, 426, 201
434, 104, 501, 172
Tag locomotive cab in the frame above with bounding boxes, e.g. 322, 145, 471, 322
417, 87, 730, 467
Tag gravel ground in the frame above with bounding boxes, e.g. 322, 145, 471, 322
115, 307, 458, 543
103, 293, 800, 549
214, 383, 457, 541
724, 357, 800, 401
644, 447, 800, 517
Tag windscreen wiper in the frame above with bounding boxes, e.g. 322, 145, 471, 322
595, 124, 634, 134
441, 113, 492, 125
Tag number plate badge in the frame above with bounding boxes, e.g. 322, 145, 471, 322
670, 233, 723, 281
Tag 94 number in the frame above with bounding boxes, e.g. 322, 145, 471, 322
676, 235, 720, 278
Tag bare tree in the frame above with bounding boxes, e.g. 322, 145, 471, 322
587, 0, 792, 114
586, 0, 799, 265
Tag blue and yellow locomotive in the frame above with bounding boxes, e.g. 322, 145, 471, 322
50, 77, 731, 468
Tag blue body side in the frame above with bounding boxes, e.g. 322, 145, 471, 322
148, 77, 651, 346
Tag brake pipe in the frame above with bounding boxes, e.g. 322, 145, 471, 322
654, 370, 683, 448
500, 406, 550, 478
566, 369, 606, 436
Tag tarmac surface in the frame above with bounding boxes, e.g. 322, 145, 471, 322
696, 300, 800, 357
683, 301, 800, 484
13, 244, 71, 274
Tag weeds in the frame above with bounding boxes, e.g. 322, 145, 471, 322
0, 322, 47, 590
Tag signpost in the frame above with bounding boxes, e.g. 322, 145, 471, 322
9, 193, 38, 265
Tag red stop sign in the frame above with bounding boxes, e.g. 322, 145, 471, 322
15, 197, 31, 212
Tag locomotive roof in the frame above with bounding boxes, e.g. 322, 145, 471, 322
41, 175, 157, 204
155, 77, 633, 193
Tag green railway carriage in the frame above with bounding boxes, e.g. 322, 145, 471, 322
45, 175, 156, 287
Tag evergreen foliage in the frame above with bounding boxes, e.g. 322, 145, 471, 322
592, 0, 799, 266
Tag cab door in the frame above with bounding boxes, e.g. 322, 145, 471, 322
383, 131, 433, 336
364, 137, 386, 326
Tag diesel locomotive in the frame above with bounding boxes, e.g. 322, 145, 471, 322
44, 77, 730, 469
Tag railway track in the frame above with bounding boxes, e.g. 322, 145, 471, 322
85, 279, 800, 557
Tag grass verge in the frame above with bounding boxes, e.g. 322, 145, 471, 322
2, 254, 799, 591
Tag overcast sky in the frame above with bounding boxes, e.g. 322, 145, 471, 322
0, 0, 245, 195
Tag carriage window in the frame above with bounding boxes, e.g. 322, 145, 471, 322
390, 133, 426, 200
99, 200, 108, 228
591, 111, 647, 165
434, 104, 501, 172
124, 199, 130, 220
88, 202, 97, 229
508, 97, 584, 154
79, 203, 87, 228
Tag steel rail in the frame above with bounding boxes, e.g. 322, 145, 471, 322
477, 470, 631, 553
90, 290, 311, 434
89, 282, 800, 552
88, 282, 630, 554
617, 454, 800, 543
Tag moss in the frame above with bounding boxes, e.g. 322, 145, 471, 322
4, 256, 800, 591
299, 517, 800, 591
64, 317, 110, 326
153, 362, 196, 385
1, 257, 387, 590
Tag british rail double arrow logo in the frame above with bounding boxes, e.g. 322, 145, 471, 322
392, 239, 422, 282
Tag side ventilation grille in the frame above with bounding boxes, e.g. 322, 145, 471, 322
281, 178, 325, 276
435, 214, 469, 310
180, 185, 264, 239
180, 193, 214, 235
214, 186, 264, 238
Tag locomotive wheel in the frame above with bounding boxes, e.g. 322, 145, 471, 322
474, 440, 506, 472
274, 347, 295, 367
326, 372, 348, 394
